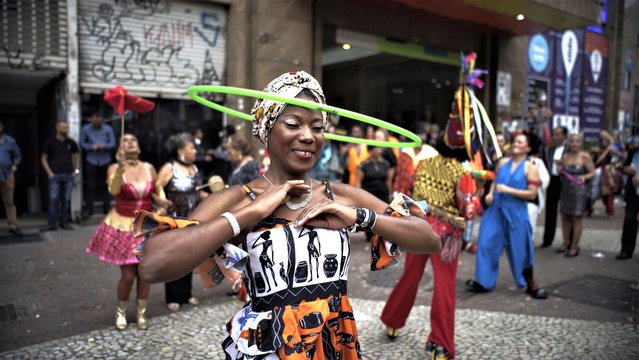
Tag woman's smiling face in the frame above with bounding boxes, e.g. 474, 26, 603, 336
267, 101, 325, 175
510, 134, 530, 156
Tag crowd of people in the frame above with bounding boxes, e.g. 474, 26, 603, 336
1, 70, 638, 359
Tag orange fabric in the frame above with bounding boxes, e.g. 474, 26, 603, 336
389, 136, 400, 159
133, 210, 240, 289
393, 152, 417, 195
371, 211, 402, 271
276, 300, 331, 359
192, 257, 242, 288
226, 295, 360, 359
133, 210, 199, 236
347, 145, 368, 185
371, 193, 428, 271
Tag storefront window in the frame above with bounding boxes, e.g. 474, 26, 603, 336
322, 26, 459, 133
80, 94, 223, 170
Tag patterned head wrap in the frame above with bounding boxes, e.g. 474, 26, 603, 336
251, 71, 329, 148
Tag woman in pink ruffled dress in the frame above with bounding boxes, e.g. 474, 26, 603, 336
86, 133, 170, 330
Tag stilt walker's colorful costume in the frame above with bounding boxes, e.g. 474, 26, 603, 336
381, 53, 499, 359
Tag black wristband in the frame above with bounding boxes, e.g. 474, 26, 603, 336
351, 207, 377, 232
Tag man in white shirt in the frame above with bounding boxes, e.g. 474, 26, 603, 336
541, 126, 567, 248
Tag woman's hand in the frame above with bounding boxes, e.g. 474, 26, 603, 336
485, 192, 494, 206
252, 180, 310, 219
155, 197, 173, 209
294, 197, 357, 230
115, 147, 127, 173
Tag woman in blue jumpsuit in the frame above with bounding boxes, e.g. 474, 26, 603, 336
466, 133, 548, 299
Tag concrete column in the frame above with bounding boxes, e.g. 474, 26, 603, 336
66, 0, 82, 220
606, 0, 624, 132
226, 0, 315, 155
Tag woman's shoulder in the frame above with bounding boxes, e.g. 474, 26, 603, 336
579, 151, 593, 161
159, 161, 173, 171
141, 161, 156, 169
526, 156, 541, 166
496, 157, 510, 168
328, 181, 367, 200
190, 183, 255, 221
524, 159, 539, 173
327, 181, 352, 197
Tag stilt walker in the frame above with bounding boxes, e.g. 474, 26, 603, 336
381, 52, 499, 359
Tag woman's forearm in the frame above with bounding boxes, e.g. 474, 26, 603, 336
372, 215, 441, 254
107, 172, 124, 195
138, 203, 261, 283
507, 187, 537, 200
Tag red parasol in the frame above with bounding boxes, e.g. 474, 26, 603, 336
103, 85, 155, 137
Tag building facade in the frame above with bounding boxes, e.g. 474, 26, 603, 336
2, 0, 637, 218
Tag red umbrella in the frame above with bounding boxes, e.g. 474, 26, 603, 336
104, 85, 155, 137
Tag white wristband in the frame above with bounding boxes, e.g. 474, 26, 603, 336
220, 212, 241, 237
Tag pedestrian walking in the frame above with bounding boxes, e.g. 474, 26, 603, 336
467, 133, 548, 299
225, 134, 260, 186
357, 140, 392, 241
557, 134, 595, 257
527, 90, 552, 148
345, 125, 368, 185
211, 124, 235, 183
156, 133, 209, 311
617, 136, 639, 260
40, 121, 80, 231
85, 133, 170, 330
0, 121, 22, 235
592, 130, 623, 219
80, 113, 116, 218
135, 70, 441, 359
526, 134, 550, 238
193, 128, 214, 181
309, 123, 344, 182
540, 126, 567, 248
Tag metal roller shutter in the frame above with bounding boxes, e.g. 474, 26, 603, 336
0, 0, 68, 71
78, 0, 227, 99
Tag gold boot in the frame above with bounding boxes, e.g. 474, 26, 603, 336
136, 298, 148, 330
115, 300, 128, 330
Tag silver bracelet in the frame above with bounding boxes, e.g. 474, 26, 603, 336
220, 212, 241, 237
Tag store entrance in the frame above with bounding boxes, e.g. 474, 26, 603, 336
322, 53, 459, 134
0, 68, 62, 216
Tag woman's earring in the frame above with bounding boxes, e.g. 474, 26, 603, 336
179, 154, 186, 163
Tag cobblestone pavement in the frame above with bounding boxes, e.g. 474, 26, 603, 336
1, 298, 637, 359
1, 204, 638, 359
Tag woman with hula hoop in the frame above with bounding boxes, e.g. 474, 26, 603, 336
135, 71, 440, 359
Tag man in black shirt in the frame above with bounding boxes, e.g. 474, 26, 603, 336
41, 121, 80, 231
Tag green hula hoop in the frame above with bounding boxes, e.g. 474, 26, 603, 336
187, 85, 422, 148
